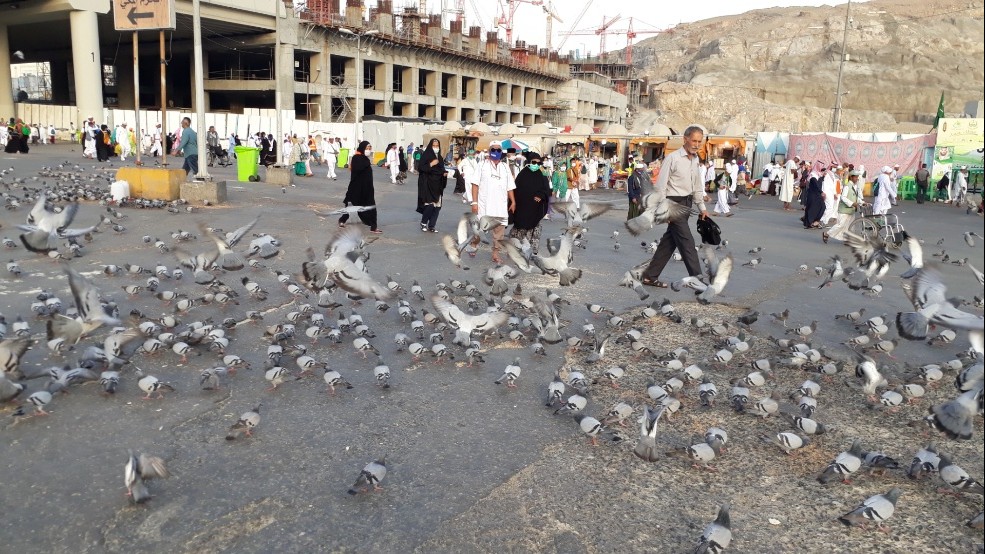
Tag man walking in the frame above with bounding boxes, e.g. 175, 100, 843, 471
205, 125, 219, 165
952, 166, 969, 206
470, 140, 516, 264
176, 117, 199, 179
150, 123, 163, 157
823, 169, 864, 244
640, 125, 709, 288
914, 163, 930, 204
324, 137, 339, 180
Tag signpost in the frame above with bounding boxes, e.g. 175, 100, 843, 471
113, 0, 176, 165
113, 0, 176, 32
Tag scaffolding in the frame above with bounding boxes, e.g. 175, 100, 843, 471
538, 100, 570, 127
330, 76, 353, 122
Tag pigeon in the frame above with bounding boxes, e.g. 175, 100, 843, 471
17, 196, 98, 253
574, 414, 605, 446
545, 375, 566, 407
373, 361, 391, 388
906, 443, 941, 480
937, 453, 985, 495
927, 385, 982, 441
323, 368, 354, 395
694, 504, 731, 554
633, 405, 665, 462
742, 257, 762, 268
494, 358, 522, 388
348, 457, 387, 494
137, 375, 175, 400
844, 231, 899, 280
624, 192, 691, 236
44, 265, 121, 344
817, 439, 864, 484
817, 256, 845, 288
201, 216, 260, 271
963, 231, 983, 247
226, 404, 262, 440
314, 205, 377, 217
301, 227, 393, 301
896, 266, 984, 341
767, 432, 811, 454
554, 394, 587, 415
531, 227, 583, 286
199, 367, 227, 391
124, 450, 171, 503
669, 438, 722, 470
837, 488, 901, 531
551, 200, 614, 227
600, 401, 633, 426
431, 294, 508, 345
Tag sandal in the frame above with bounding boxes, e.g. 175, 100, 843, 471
369, 229, 383, 234
338, 222, 345, 228
641, 277, 668, 288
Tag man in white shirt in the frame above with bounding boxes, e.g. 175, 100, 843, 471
150, 123, 163, 157
726, 159, 739, 194
119, 124, 132, 161
386, 144, 400, 184
458, 150, 479, 203
323, 137, 339, 180
820, 163, 839, 225
952, 166, 969, 205
780, 156, 799, 209
470, 140, 516, 264
639, 125, 709, 288
890, 164, 900, 206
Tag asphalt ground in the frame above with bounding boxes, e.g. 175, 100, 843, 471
0, 144, 982, 553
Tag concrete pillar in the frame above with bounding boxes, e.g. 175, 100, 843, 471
190, 50, 210, 112
70, 10, 104, 121
50, 61, 71, 105
0, 25, 15, 119
382, 61, 394, 116
117, 58, 135, 109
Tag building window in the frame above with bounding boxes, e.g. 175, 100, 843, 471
103, 65, 117, 87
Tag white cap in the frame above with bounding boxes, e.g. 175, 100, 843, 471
489, 140, 502, 148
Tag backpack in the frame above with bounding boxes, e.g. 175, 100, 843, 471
413, 151, 421, 161
763, 169, 770, 179
103, 131, 111, 145
580, 164, 587, 175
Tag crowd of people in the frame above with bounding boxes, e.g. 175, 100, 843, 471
2, 119, 58, 153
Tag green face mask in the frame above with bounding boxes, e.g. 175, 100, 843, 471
528, 164, 540, 171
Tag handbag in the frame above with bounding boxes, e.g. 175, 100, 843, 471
727, 191, 739, 205
696, 216, 722, 246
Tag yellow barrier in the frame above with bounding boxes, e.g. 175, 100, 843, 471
115, 167, 186, 201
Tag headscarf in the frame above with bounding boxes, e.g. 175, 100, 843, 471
356, 140, 370, 154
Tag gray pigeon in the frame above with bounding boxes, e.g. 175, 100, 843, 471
694, 503, 731, 554
124, 450, 171, 503
937, 453, 985, 495
633, 405, 665, 463
838, 488, 901, 531
817, 439, 864, 484
348, 458, 387, 494
226, 404, 262, 440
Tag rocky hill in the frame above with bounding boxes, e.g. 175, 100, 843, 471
629, 0, 984, 133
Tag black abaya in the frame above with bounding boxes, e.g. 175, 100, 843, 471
801, 176, 824, 228
340, 151, 378, 231
510, 167, 551, 229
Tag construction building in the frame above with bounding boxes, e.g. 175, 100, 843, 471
2, 0, 627, 131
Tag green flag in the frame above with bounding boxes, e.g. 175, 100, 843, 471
932, 92, 945, 129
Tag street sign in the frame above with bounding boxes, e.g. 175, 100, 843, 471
113, 0, 177, 32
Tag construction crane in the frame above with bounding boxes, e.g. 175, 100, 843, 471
554, 0, 594, 52
562, 14, 621, 61
562, 16, 666, 64
543, 1, 562, 52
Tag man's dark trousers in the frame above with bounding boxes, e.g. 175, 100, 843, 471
643, 196, 702, 281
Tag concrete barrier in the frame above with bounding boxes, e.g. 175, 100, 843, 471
116, 167, 185, 201
180, 181, 228, 205
264, 165, 294, 186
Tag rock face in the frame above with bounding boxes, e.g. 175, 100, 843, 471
631, 0, 984, 133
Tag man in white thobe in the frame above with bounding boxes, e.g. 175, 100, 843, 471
458, 150, 479, 204
469, 140, 516, 264
951, 166, 969, 205
149, 124, 163, 157
323, 137, 339, 180
119, 125, 132, 161
872, 166, 896, 215
726, 160, 739, 194
820, 163, 839, 225
780, 156, 798, 209
386, 144, 400, 184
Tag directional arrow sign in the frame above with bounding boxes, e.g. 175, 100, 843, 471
114, 0, 176, 31
127, 7, 155, 26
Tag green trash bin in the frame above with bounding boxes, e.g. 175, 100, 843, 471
337, 148, 350, 168
234, 146, 261, 182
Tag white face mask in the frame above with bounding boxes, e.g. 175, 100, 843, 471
432, 147, 439, 153
364, 149, 373, 156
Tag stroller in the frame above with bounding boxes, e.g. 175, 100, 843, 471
207, 144, 232, 167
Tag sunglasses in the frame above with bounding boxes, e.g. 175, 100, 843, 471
490, 148, 502, 152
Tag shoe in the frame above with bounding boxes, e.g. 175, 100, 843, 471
640, 277, 668, 288
725, 213, 733, 217
421, 223, 428, 232
429, 228, 438, 233
338, 222, 346, 228
822, 232, 829, 244
370, 229, 383, 234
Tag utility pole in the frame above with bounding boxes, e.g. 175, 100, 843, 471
192, 0, 209, 180
831, 0, 851, 133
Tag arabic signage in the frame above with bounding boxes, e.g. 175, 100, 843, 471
932, 118, 984, 180
114, 0, 176, 32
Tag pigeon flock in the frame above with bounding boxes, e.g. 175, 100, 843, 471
0, 159, 982, 552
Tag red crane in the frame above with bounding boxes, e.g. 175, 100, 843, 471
562, 16, 668, 64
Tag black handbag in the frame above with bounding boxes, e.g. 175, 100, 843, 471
696, 216, 722, 245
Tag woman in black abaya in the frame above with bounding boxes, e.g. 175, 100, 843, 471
339, 141, 381, 233
416, 138, 447, 233
508, 151, 551, 254
801, 160, 826, 229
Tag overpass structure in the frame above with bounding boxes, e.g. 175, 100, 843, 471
2, 0, 627, 132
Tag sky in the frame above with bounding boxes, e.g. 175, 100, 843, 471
441, 0, 859, 56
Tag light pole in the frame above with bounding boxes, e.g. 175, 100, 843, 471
305, 67, 321, 137
831, 0, 851, 132
339, 28, 379, 148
